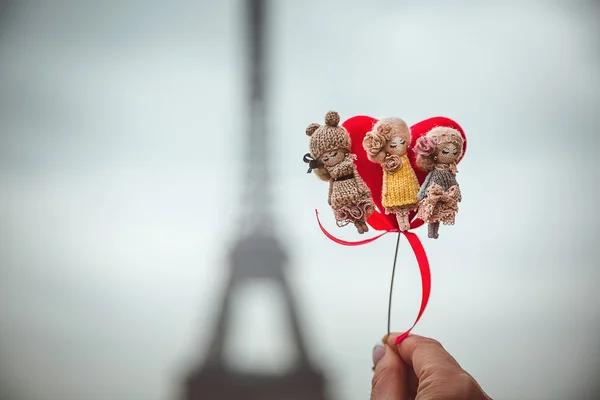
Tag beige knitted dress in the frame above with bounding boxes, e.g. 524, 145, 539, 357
304, 111, 376, 234
326, 154, 375, 227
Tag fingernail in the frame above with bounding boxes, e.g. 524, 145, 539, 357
372, 344, 385, 367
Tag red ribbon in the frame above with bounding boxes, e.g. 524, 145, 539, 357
315, 210, 395, 246
314, 209, 431, 345
394, 230, 431, 345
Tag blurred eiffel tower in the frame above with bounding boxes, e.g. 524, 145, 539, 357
0, 0, 15, 39
181, 0, 330, 399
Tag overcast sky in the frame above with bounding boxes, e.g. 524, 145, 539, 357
0, 1, 599, 399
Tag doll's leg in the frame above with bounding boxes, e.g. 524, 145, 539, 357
396, 210, 411, 231
428, 222, 440, 239
360, 220, 369, 233
354, 220, 368, 234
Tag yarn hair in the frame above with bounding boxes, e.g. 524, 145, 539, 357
363, 118, 411, 163
363, 123, 391, 162
415, 127, 464, 172
415, 151, 437, 173
313, 167, 331, 181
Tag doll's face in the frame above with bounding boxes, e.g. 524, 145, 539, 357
320, 149, 345, 167
436, 143, 460, 164
384, 135, 408, 156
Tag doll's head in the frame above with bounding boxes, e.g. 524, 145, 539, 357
414, 127, 464, 172
362, 118, 411, 163
305, 111, 351, 181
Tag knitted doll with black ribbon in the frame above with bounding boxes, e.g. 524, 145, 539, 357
414, 127, 464, 239
303, 111, 375, 234
362, 118, 420, 231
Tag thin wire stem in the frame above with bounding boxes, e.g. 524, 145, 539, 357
387, 233, 402, 340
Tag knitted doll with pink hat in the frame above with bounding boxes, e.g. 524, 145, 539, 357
414, 127, 464, 239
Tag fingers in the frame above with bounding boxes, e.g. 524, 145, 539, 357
371, 345, 408, 400
384, 334, 492, 400
384, 334, 461, 380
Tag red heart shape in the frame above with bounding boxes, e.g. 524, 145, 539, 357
343, 116, 467, 231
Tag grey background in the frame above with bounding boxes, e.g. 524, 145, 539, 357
0, 0, 599, 399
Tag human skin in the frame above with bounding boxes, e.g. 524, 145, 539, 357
371, 334, 492, 400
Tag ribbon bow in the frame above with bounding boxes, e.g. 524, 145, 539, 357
428, 185, 460, 205
303, 153, 322, 174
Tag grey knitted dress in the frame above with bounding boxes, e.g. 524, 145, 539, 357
416, 166, 461, 224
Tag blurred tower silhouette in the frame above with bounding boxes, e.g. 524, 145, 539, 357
181, 0, 330, 399
0, 0, 14, 36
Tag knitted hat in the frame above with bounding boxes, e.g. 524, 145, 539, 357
306, 111, 351, 159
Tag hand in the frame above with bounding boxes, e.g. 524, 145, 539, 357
371, 334, 492, 400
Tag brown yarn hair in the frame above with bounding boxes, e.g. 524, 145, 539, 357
312, 165, 331, 181
415, 152, 437, 173
415, 127, 464, 173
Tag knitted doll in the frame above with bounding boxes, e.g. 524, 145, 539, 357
362, 118, 420, 231
414, 127, 464, 239
303, 111, 376, 234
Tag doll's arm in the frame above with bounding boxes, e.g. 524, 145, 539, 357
417, 173, 433, 201
353, 165, 370, 195
456, 183, 462, 202
328, 180, 333, 205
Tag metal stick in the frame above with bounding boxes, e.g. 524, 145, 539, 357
386, 233, 402, 340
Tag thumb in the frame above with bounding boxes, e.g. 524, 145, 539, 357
371, 345, 408, 400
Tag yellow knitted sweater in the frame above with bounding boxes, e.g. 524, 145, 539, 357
382, 154, 420, 208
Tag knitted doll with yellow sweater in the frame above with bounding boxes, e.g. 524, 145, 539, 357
362, 118, 420, 231
414, 127, 464, 239
304, 111, 376, 234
